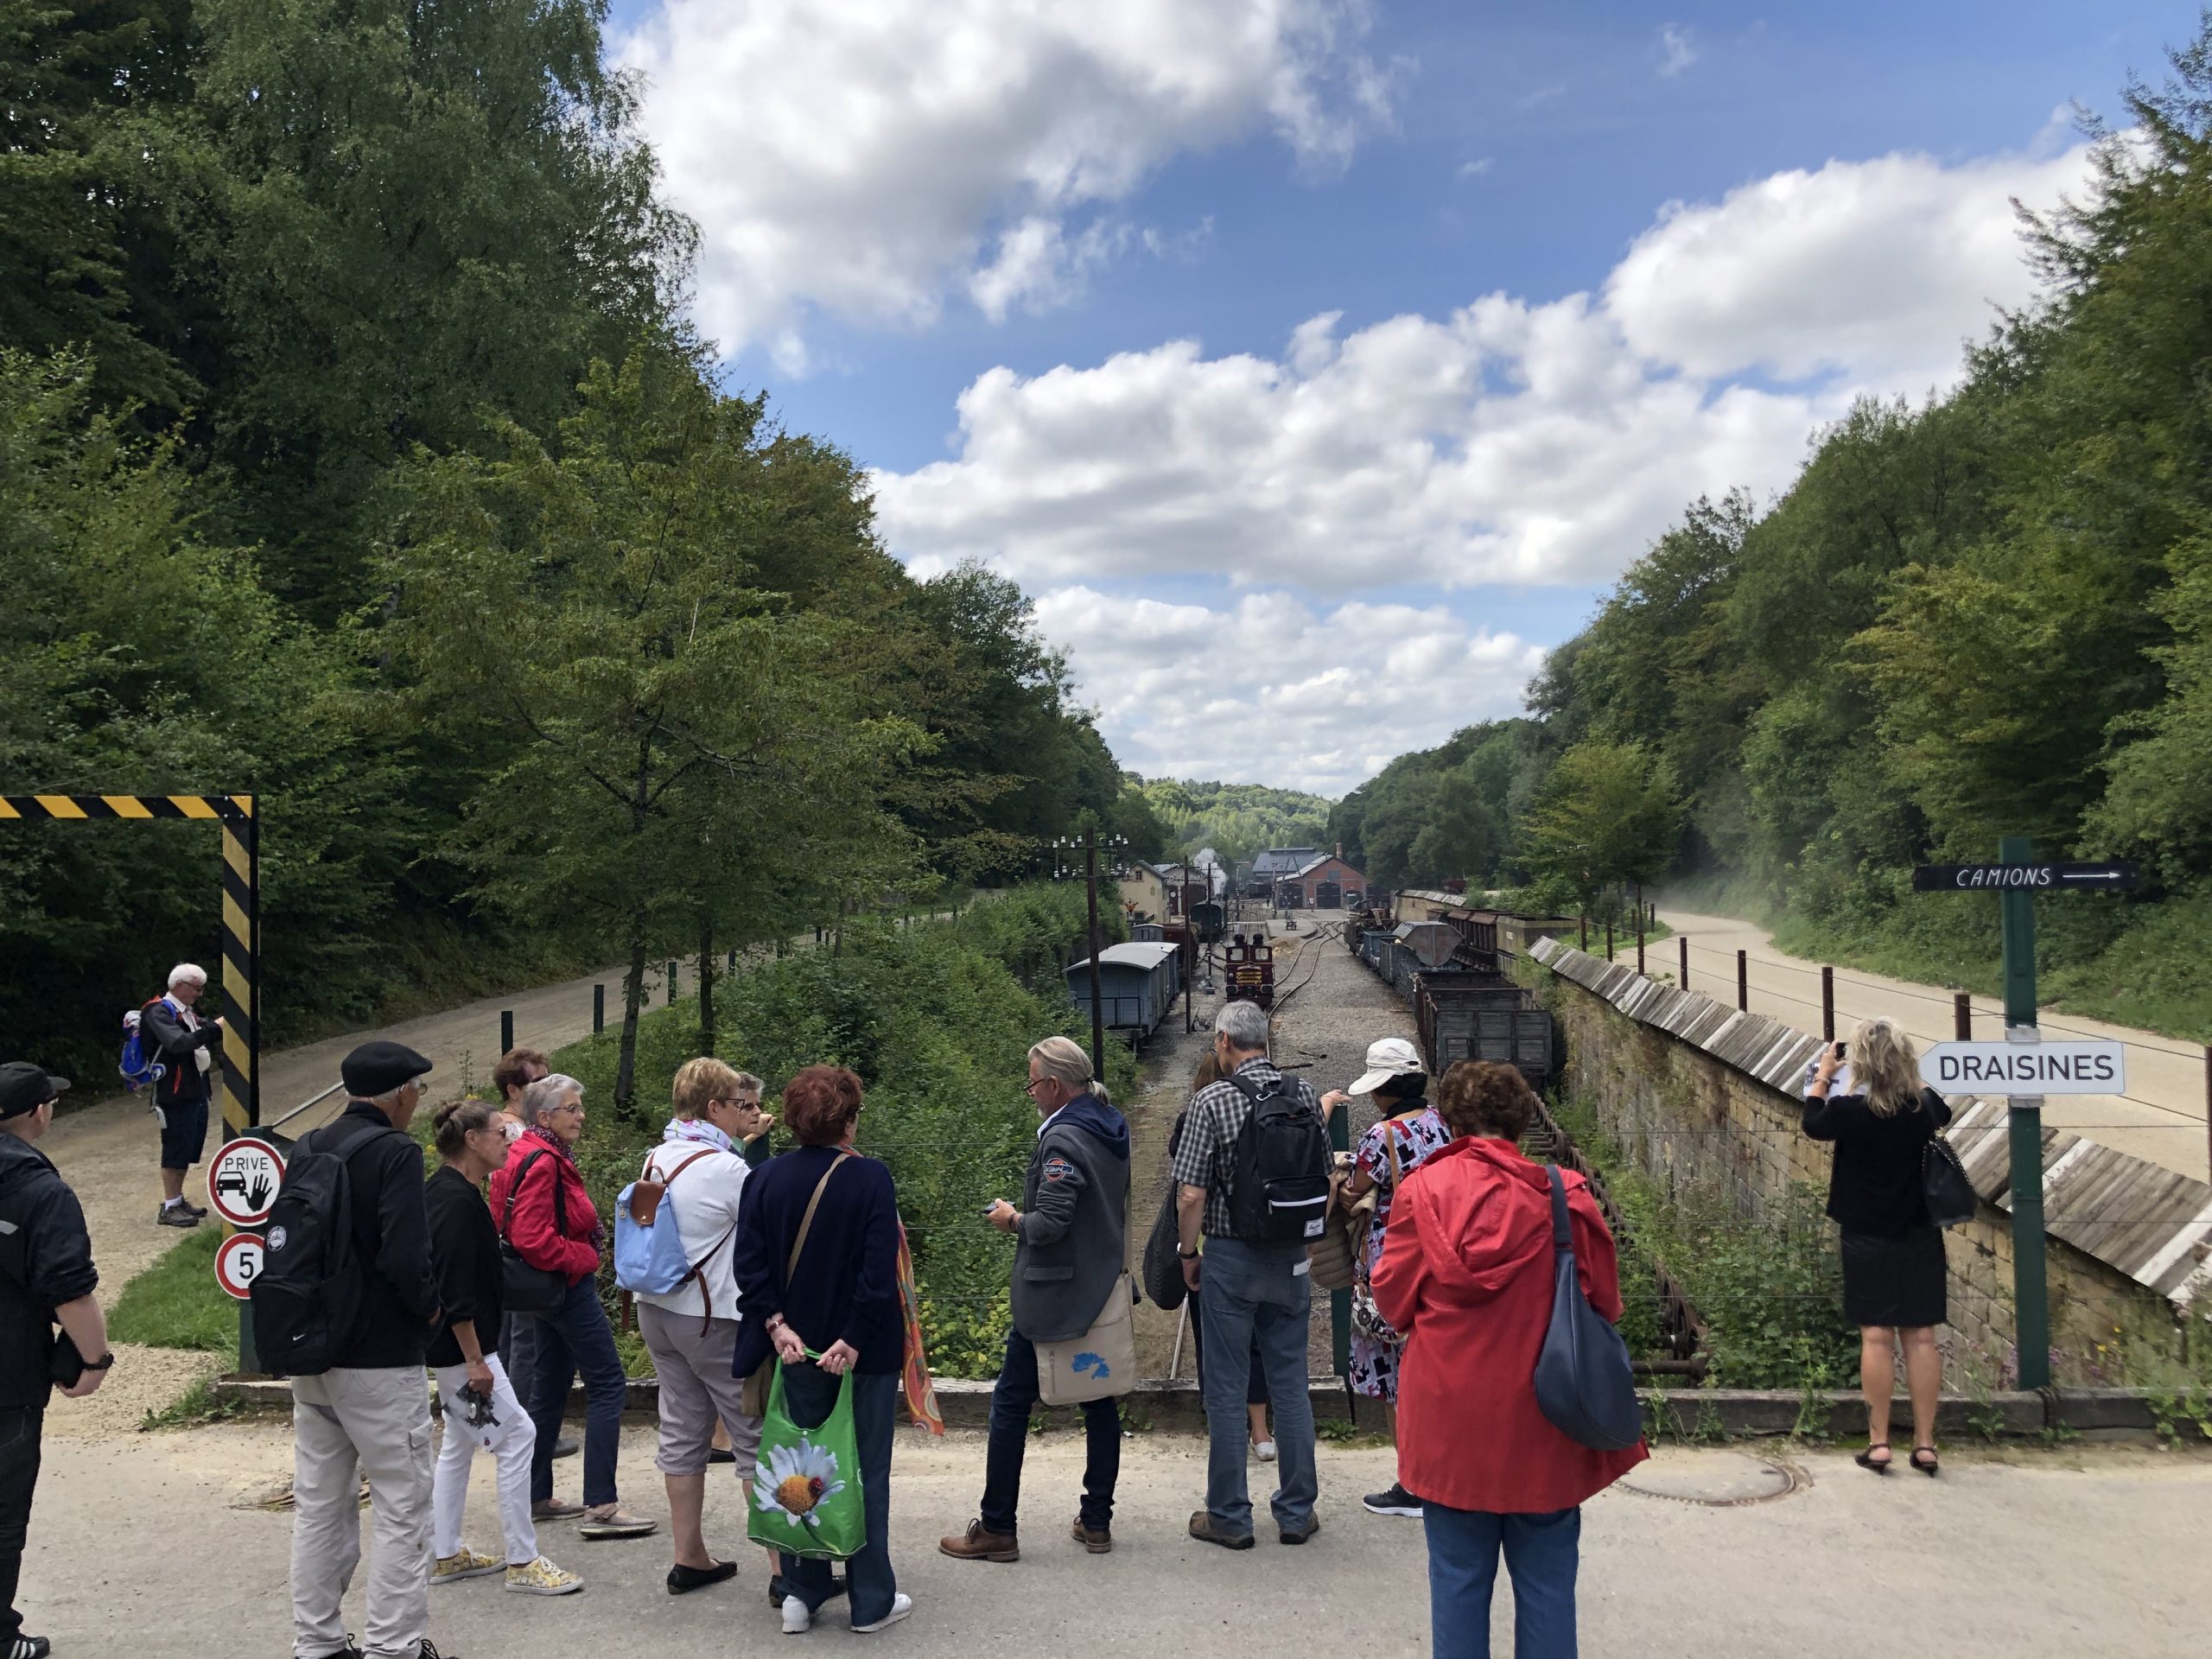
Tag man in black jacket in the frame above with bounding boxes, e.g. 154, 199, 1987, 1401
0, 1061, 111, 1659
286, 1041, 450, 1659
941, 1035, 1130, 1562
142, 963, 226, 1228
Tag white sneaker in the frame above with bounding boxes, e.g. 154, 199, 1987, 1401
782, 1595, 812, 1635
853, 1592, 913, 1634
1253, 1440, 1278, 1463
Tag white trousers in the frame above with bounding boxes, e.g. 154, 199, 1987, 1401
431, 1355, 539, 1566
289, 1367, 434, 1659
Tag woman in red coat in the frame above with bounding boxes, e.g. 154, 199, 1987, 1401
1372, 1062, 1646, 1659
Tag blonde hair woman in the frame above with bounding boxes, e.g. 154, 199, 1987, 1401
1803, 1017, 1953, 1477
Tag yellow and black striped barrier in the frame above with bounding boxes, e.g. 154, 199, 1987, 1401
0, 794, 260, 1135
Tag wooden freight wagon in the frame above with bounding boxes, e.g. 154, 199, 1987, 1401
1065, 940, 1184, 1045
1415, 974, 1555, 1084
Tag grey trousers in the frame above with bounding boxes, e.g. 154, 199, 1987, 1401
290, 1367, 435, 1659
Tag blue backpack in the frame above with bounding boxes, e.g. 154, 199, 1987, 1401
614, 1147, 728, 1301
119, 1000, 167, 1092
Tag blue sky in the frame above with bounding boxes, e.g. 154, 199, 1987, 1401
603, 1, 2196, 794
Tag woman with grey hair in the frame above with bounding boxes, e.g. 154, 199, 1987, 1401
1804, 1017, 1953, 1478
492, 1073, 657, 1537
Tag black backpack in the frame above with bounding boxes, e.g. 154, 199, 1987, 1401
250, 1117, 400, 1377
1225, 1072, 1332, 1245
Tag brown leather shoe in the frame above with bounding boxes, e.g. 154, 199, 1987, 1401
938, 1519, 1020, 1562
1070, 1518, 1112, 1554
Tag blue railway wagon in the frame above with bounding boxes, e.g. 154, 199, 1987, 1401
1065, 940, 1184, 1040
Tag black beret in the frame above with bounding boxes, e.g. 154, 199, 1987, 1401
340, 1039, 434, 1098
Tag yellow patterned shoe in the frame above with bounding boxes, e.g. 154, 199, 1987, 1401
505, 1555, 585, 1597
431, 1548, 502, 1585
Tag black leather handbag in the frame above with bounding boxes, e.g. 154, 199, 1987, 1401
1922, 1135, 1977, 1229
1532, 1166, 1643, 1452
499, 1148, 569, 1313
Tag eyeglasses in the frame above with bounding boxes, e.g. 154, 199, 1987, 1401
1024, 1077, 1052, 1096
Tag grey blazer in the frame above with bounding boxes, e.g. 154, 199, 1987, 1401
1011, 1117, 1130, 1344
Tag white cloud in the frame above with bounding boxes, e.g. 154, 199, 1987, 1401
1033, 588, 1548, 793
1457, 156, 1496, 179
1657, 24, 1698, 79
874, 140, 2097, 596
620, 0, 1394, 358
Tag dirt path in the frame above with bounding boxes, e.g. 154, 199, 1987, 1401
1655, 908, 2209, 1183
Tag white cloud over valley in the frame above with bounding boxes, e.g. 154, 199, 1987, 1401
620, 0, 1392, 363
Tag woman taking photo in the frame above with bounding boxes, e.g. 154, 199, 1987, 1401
1319, 1035, 1452, 1519
424, 1098, 582, 1596
1802, 1017, 1953, 1477
732, 1065, 912, 1637
1373, 1061, 1645, 1659
635, 1058, 776, 1596
493, 1073, 655, 1539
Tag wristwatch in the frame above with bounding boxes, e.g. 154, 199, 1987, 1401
82, 1352, 115, 1371
1177, 1247, 1199, 1260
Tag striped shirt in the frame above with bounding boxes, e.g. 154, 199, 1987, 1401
1168, 1057, 1324, 1239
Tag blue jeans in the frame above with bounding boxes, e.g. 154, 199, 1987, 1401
526, 1274, 625, 1507
1424, 1503, 1580, 1659
979, 1328, 1119, 1535
779, 1366, 898, 1626
1198, 1238, 1316, 1535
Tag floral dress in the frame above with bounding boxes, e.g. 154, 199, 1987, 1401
1350, 1103, 1453, 1401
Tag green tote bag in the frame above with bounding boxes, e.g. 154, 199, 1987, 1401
747, 1356, 867, 1560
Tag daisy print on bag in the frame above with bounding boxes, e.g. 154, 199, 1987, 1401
754, 1440, 847, 1533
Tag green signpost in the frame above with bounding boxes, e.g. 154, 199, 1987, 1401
1916, 837, 2140, 1393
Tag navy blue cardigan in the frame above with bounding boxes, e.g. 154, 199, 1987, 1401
733, 1144, 903, 1377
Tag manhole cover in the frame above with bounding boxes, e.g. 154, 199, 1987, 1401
1617, 1448, 1802, 1506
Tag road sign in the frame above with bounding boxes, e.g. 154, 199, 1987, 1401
1911, 860, 2140, 893
1920, 1039, 2127, 1096
214, 1231, 264, 1300
207, 1137, 285, 1226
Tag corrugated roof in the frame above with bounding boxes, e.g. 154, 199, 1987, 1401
1066, 941, 1181, 972
1527, 935, 2212, 1308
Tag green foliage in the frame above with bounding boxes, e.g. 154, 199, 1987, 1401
1138, 779, 1332, 867
1515, 740, 1683, 914
108, 1225, 234, 1352
139, 1372, 243, 1433
1330, 721, 1549, 893
543, 885, 1128, 1377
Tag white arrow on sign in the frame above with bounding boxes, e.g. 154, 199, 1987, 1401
1919, 1039, 2127, 1096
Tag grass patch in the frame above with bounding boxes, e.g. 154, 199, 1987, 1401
108, 1228, 235, 1353
139, 1372, 242, 1433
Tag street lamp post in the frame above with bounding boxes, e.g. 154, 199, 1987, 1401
1052, 822, 1125, 1079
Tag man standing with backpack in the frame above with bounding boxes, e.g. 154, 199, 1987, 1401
139, 964, 226, 1228
259, 1040, 449, 1659
1171, 999, 1331, 1550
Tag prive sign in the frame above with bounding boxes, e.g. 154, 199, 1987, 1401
1918, 1039, 2127, 1096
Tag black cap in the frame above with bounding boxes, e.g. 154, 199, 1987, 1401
340, 1040, 434, 1099
0, 1063, 70, 1120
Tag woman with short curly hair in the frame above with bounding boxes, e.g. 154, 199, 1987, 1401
731, 1065, 912, 1634
1374, 1061, 1644, 1658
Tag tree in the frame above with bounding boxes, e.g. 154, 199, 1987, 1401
385, 342, 920, 1109
1515, 741, 1682, 918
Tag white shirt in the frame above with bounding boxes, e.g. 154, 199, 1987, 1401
632, 1142, 749, 1322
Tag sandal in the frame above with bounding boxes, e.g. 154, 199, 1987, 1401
1853, 1442, 1893, 1475
1910, 1446, 1940, 1478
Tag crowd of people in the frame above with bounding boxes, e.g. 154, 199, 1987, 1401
0, 956, 1962, 1659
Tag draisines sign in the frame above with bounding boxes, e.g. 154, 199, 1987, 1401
1910, 861, 2141, 892
1918, 1040, 2127, 1095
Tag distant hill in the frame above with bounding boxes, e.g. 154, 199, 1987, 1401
1134, 778, 1334, 865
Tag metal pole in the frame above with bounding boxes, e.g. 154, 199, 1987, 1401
2204, 1046, 2211, 1185
1955, 992, 1972, 1040
1084, 826, 1106, 1080
500, 1008, 514, 1056
1999, 834, 2050, 1393
1328, 1087, 1351, 1395
1736, 949, 1748, 1012
594, 983, 605, 1034
1679, 935, 1688, 989
1821, 966, 1834, 1042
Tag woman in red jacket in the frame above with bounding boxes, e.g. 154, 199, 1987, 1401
492, 1073, 655, 1541
1372, 1062, 1646, 1659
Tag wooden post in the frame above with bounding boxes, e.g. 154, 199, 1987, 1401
1955, 992, 1972, 1040
1821, 965, 1834, 1042
1679, 935, 1689, 989
1736, 950, 1747, 1012
1579, 914, 1588, 950
1605, 919, 1614, 962
593, 983, 605, 1033
499, 1008, 513, 1056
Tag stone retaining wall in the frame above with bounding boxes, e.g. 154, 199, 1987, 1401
1529, 944, 2202, 1385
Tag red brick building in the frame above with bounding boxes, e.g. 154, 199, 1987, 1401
1276, 850, 1365, 910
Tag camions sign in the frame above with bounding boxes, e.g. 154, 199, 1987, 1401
1910, 860, 2141, 892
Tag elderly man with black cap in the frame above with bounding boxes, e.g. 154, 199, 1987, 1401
0, 1062, 109, 1659
285, 1040, 452, 1659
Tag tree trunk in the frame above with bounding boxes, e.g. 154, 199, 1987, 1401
616, 919, 647, 1116
697, 912, 716, 1054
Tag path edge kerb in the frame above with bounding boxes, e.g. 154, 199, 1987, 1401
203, 1376, 2207, 1441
